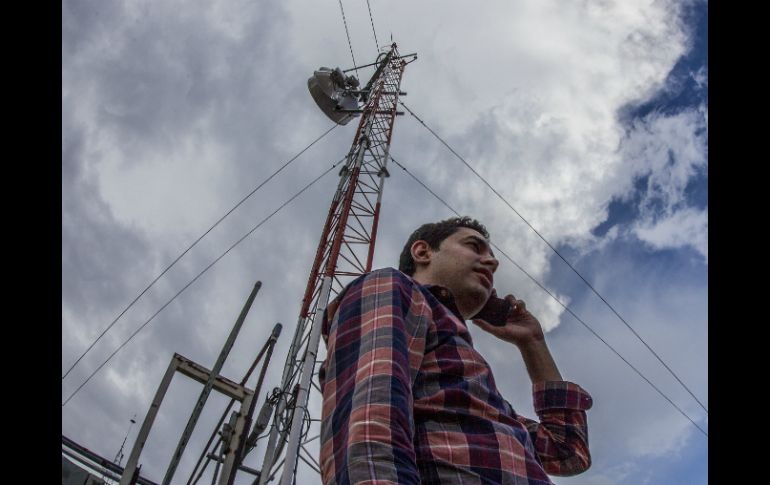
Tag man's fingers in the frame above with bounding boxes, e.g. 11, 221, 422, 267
503, 295, 526, 314
471, 318, 494, 331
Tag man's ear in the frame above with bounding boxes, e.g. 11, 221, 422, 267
411, 240, 432, 266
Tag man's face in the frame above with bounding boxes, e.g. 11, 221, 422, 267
416, 227, 500, 319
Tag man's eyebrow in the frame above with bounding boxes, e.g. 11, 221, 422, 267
464, 235, 495, 257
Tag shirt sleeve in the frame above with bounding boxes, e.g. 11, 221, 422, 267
319, 269, 428, 485
515, 380, 593, 476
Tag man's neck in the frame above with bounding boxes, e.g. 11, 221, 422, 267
411, 271, 478, 319
411, 272, 431, 286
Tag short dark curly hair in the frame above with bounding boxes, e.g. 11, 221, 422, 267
398, 216, 490, 276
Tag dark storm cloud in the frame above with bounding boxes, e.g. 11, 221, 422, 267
62, 111, 157, 330
62, 0, 126, 59
65, 0, 296, 165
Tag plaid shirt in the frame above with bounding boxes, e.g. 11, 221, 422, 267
319, 268, 593, 484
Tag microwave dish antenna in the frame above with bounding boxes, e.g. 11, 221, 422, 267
307, 67, 361, 125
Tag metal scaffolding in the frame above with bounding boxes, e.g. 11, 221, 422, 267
114, 281, 283, 485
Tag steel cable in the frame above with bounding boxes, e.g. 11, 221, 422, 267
62, 124, 337, 381
398, 101, 708, 415
365, 0, 379, 53
337, 0, 359, 74
389, 156, 707, 438
62, 157, 347, 407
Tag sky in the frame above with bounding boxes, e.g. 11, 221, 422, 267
62, 1, 708, 484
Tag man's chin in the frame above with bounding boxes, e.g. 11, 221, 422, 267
462, 291, 491, 319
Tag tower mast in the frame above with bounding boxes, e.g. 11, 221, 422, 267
256, 43, 412, 485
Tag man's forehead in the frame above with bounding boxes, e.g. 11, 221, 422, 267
450, 227, 495, 257
452, 227, 487, 240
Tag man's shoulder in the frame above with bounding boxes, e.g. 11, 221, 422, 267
366, 267, 411, 280
327, 269, 419, 322
348, 267, 416, 292
332, 268, 419, 303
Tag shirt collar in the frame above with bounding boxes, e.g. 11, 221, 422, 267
422, 284, 466, 321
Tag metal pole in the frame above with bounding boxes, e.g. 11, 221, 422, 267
210, 442, 223, 485
222, 324, 282, 485
256, 367, 295, 481
162, 281, 262, 485
277, 276, 332, 485
255, 388, 288, 485
217, 390, 255, 485
187, 323, 282, 485
120, 355, 180, 485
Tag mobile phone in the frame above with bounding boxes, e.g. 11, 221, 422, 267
471, 295, 512, 327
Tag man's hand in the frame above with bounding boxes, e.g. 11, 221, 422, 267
472, 294, 545, 348
472, 294, 563, 383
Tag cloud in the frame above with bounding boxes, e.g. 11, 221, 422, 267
621, 107, 708, 211
62, 1, 707, 483
690, 66, 708, 90
620, 106, 708, 260
385, 0, 706, 335
633, 206, 707, 260
62, 103, 160, 367
524, 244, 707, 485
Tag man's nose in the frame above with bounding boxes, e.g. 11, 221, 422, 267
482, 254, 499, 273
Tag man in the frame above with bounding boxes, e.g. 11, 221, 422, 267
318, 217, 593, 484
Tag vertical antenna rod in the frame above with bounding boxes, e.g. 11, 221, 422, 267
115, 415, 137, 466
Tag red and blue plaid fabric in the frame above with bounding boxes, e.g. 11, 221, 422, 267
319, 268, 593, 484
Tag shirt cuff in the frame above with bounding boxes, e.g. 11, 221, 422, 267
533, 381, 593, 411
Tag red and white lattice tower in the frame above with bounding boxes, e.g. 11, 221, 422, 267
254, 43, 413, 485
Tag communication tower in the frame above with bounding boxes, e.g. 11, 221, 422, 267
102, 43, 414, 485
254, 43, 415, 485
